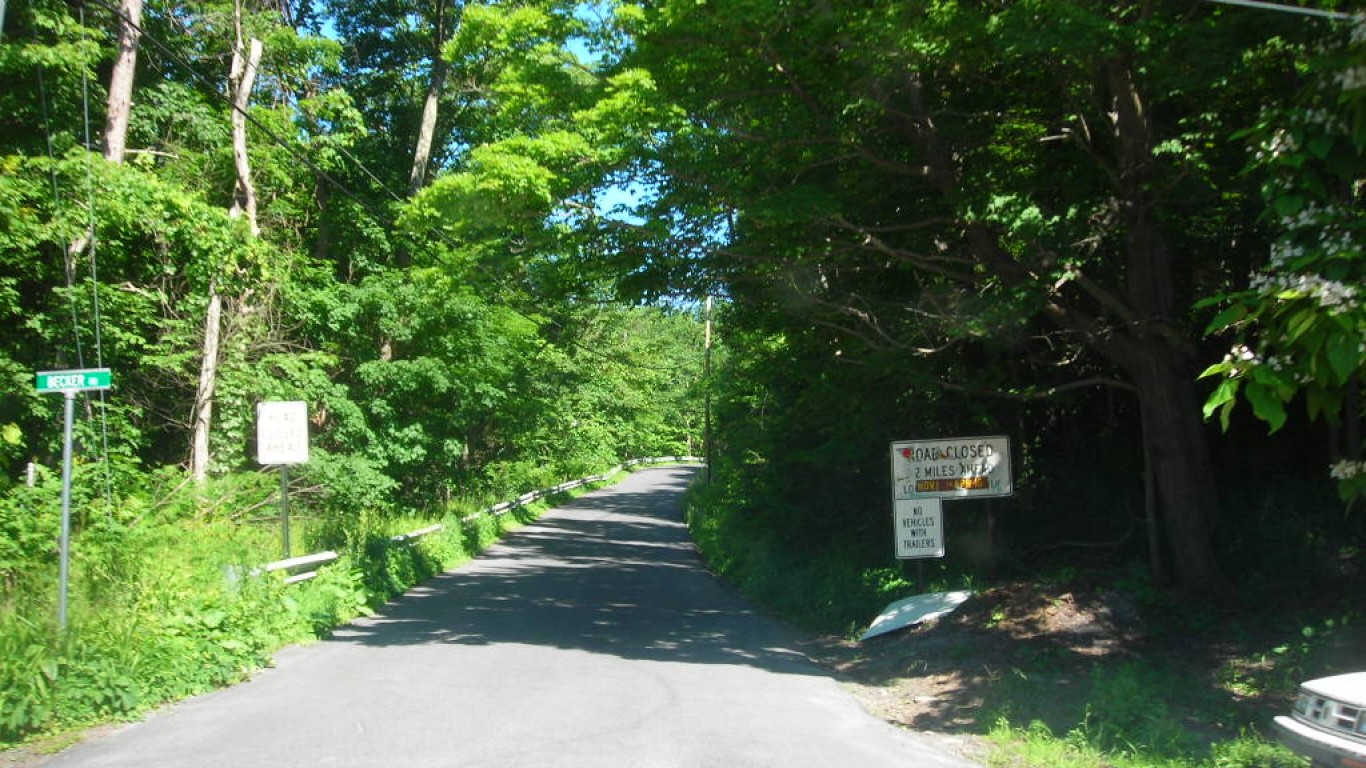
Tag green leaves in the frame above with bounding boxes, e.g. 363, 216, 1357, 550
1196, 26, 1364, 507
411, 130, 596, 238
1200, 367, 1240, 431
1243, 377, 1289, 434
0, 628, 58, 740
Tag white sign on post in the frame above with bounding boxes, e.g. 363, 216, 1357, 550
256, 401, 309, 465
891, 435, 1012, 499
894, 498, 945, 559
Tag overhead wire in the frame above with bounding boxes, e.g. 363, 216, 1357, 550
33, 6, 117, 507
76, 1, 116, 505
1203, 0, 1361, 20
37, 66, 88, 369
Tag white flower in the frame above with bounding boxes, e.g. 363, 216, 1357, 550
1251, 262, 1361, 314
1330, 460, 1366, 480
1270, 242, 1306, 267
1339, 66, 1366, 91
1266, 355, 1293, 372
1298, 108, 1349, 135
1301, 274, 1357, 309
1267, 129, 1299, 157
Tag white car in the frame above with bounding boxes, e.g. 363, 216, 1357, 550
1275, 672, 1366, 768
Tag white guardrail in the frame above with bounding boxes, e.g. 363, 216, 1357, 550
258, 456, 704, 584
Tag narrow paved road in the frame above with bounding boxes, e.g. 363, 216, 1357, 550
48, 466, 979, 768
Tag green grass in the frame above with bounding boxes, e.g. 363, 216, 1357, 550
985, 720, 1304, 768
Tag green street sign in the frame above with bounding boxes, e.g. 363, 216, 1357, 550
35, 368, 112, 393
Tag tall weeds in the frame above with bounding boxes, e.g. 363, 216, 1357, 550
0, 466, 535, 744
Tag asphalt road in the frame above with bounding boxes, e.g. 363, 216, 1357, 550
46, 465, 979, 768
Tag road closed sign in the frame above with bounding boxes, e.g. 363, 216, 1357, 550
894, 498, 944, 559
257, 401, 309, 465
891, 435, 1012, 499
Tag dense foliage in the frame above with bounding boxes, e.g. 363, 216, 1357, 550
0, 0, 1363, 756
617, 0, 1364, 607
0, 0, 702, 741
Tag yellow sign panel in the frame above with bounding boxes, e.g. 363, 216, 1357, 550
915, 476, 988, 493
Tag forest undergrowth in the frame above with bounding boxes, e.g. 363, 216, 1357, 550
685, 474, 1364, 768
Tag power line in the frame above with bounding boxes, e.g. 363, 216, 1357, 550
1204, 0, 1361, 20
77, 1, 116, 506
72, 1, 116, 506
36, 65, 88, 368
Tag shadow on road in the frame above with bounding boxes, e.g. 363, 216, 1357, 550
329, 466, 818, 676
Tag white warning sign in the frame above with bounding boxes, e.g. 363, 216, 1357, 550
256, 401, 309, 465
894, 498, 944, 560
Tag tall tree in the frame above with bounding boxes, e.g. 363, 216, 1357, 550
407, 0, 454, 198
64, 0, 145, 274
102, 0, 143, 164
191, 0, 262, 482
226, 0, 262, 234
618, 0, 1311, 597
326, 0, 466, 201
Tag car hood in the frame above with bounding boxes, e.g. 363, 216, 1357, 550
1303, 672, 1366, 707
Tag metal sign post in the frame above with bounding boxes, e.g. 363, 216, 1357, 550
280, 465, 291, 559
57, 391, 74, 631
256, 401, 309, 559
887, 435, 1014, 593
35, 368, 113, 632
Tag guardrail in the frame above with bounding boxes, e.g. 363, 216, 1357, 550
261, 456, 704, 584
473, 455, 703, 521
260, 551, 340, 585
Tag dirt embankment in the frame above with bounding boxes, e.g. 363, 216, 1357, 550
808, 581, 1362, 757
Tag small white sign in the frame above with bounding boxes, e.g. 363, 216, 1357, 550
894, 498, 944, 559
861, 590, 972, 641
891, 435, 1012, 499
256, 401, 309, 465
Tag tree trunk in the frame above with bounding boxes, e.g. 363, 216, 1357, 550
408, 61, 444, 198
1105, 54, 1229, 599
103, 0, 143, 164
1123, 342, 1230, 596
228, 33, 263, 234
312, 179, 332, 265
407, 1, 447, 199
190, 287, 222, 482
191, 4, 260, 482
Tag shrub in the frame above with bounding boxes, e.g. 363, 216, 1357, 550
1207, 733, 1303, 768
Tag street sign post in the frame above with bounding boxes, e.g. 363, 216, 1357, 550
34, 368, 113, 631
256, 401, 309, 558
36, 368, 112, 393
886, 435, 1013, 596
